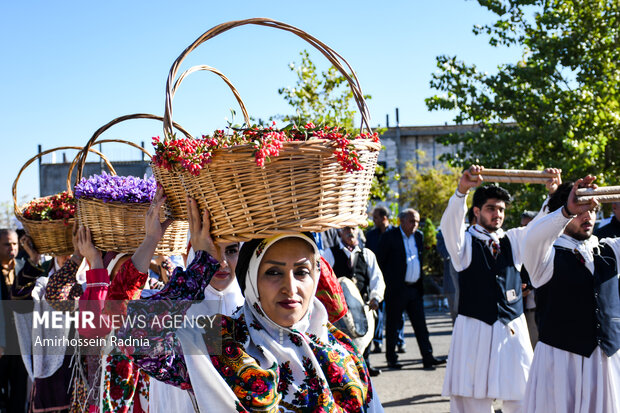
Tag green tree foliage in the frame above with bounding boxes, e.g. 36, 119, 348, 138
400, 152, 463, 225
400, 153, 464, 279
0, 201, 18, 229
368, 161, 399, 204
277, 50, 361, 130
421, 217, 443, 276
426, 0, 619, 223
277, 50, 394, 203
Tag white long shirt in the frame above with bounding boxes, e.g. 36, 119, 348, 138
521, 208, 620, 413
522, 207, 620, 288
322, 240, 386, 303
440, 191, 544, 401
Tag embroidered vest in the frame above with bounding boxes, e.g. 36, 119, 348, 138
458, 236, 523, 325
330, 247, 371, 301
537, 243, 620, 357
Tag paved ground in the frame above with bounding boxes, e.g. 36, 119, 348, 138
370, 310, 503, 412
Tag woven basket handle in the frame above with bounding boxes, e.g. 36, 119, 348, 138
13, 146, 115, 218
75, 113, 193, 183
163, 18, 371, 137
69, 139, 153, 189
171, 65, 251, 127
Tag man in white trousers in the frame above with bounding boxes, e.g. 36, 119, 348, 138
522, 176, 620, 412
440, 165, 560, 413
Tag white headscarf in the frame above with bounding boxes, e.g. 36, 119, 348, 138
242, 233, 327, 343
185, 244, 245, 316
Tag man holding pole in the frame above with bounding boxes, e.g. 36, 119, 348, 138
439, 165, 560, 413
522, 177, 620, 411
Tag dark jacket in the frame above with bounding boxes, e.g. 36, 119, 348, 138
457, 236, 523, 325
537, 243, 620, 357
364, 224, 394, 255
1, 257, 46, 351
594, 216, 620, 239
376, 226, 424, 297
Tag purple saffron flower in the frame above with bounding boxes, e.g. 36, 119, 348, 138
74, 172, 156, 203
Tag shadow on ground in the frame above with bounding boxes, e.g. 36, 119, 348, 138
381, 394, 446, 408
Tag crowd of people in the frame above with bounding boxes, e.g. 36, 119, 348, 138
0, 165, 619, 412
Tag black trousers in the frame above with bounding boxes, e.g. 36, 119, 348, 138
0, 354, 29, 412
385, 285, 433, 364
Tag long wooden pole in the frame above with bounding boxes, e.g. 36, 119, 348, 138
575, 186, 620, 204
467, 169, 559, 184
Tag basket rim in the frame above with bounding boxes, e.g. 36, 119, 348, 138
154, 137, 382, 155
17, 193, 78, 220
76, 197, 152, 206
17, 214, 76, 224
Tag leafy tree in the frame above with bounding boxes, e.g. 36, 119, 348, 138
368, 161, 399, 204
421, 217, 443, 277
276, 50, 395, 203
277, 50, 361, 130
426, 0, 619, 223
399, 152, 464, 281
0, 201, 18, 229
400, 151, 464, 225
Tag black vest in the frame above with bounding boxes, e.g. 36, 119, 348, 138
458, 236, 523, 325
536, 243, 620, 357
330, 246, 371, 300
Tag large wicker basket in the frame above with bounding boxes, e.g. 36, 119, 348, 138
152, 64, 250, 220
13, 146, 115, 256
74, 116, 191, 255
162, 18, 380, 242
77, 197, 188, 255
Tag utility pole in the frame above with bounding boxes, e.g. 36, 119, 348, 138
38, 144, 42, 197
99, 143, 104, 174
395, 108, 403, 201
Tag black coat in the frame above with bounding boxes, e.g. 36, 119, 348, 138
376, 226, 424, 297
594, 217, 620, 239
0, 257, 47, 351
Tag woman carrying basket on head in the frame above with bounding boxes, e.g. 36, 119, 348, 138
107, 188, 384, 412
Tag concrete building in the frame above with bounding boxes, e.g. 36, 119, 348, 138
40, 160, 152, 197
38, 144, 151, 197
375, 124, 479, 199
377, 123, 479, 171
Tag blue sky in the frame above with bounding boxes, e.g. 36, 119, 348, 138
1, 0, 520, 207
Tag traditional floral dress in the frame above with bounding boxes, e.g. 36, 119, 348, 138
110, 234, 383, 412
46, 258, 149, 413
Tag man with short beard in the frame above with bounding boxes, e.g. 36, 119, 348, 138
522, 177, 620, 411
439, 165, 560, 413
